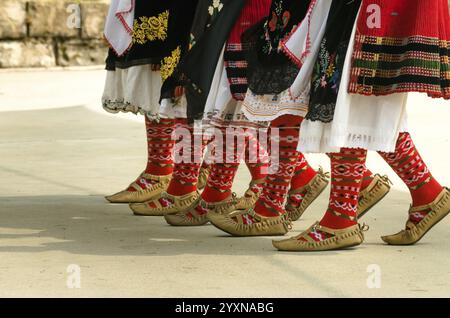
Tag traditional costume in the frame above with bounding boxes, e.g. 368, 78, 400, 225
207, 0, 391, 237
273, 0, 450, 251
102, 0, 201, 204
128, 0, 274, 224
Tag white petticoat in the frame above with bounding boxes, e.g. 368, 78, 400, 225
102, 65, 163, 118
102, 64, 188, 120
160, 97, 187, 119
296, 6, 409, 154
202, 48, 266, 130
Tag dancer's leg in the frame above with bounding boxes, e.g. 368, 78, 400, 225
285, 153, 330, 221
106, 116, 175, 203
130, 119, 203, 216
379, 132, 450, 245
207, 115, 303, 236
273, 148, 369, 251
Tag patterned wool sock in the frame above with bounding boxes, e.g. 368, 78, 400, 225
291, 153, 317, 189
128, 117, 175, 192
303, 148, 368, 242
244, 132, 269, 196
286, 153, 318, 210
378, 132, 443, 224
326, 153, 374, 191
201, 128, 243, 203
361, 167, 375, 190
165, 119, 203, 197
254, 115, 304, 217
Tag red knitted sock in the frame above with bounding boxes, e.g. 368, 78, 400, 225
165, 119, 203, 196
290, 153, 317, 189
318, 148, 367, 230
128, 117, 175, 192
378, 132, 443, 224
254, 115, 304, 217
201, 128, 243, 203
244, 132, 269, 196
327, 153, 373, 191
361, 168, 375, 190
286, 153, 318, 211
144, 117, 175, 176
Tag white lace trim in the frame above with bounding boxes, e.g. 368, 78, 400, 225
102, 66, 163, 117
102, 99, 161, 120
242, 88, 310, 122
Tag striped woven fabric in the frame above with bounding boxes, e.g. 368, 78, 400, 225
224, 0, 271, 101
224, 43, 249, 101
349, 0, 450, 99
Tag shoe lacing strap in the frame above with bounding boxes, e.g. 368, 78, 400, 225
318, 166, 331, 178
377, 174, 393, 186
359, 223, 370, 232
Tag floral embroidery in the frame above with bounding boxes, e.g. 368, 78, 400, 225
262, 0, 291, 54
208, 0, 224, 21
307, 38, 349, 123
312, 40, 347, 94
133, 11, 169, 45
160, 46, 181, 81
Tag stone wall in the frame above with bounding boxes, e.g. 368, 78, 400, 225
0, 0, 109, 68
1, 0, 450, 68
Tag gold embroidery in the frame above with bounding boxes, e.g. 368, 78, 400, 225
133, 10, 169, 44
160, 46, 181, 81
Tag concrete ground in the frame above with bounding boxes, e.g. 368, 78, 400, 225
0, 68, 449, 298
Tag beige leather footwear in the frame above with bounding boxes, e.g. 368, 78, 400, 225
197, 166, 210, 190
273, 222, 368, 252
358, 174, 392, 219
235, 179, 265, 211
381, 187, 450, 245
130, 190, 200, 216
286, 168, 330, 221
105, 173, 171, 203
208, 208, 291, 237
163, 197, 205, 226
164, 195, 237, 226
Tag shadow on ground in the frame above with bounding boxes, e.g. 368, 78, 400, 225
0, 189, 426, 258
